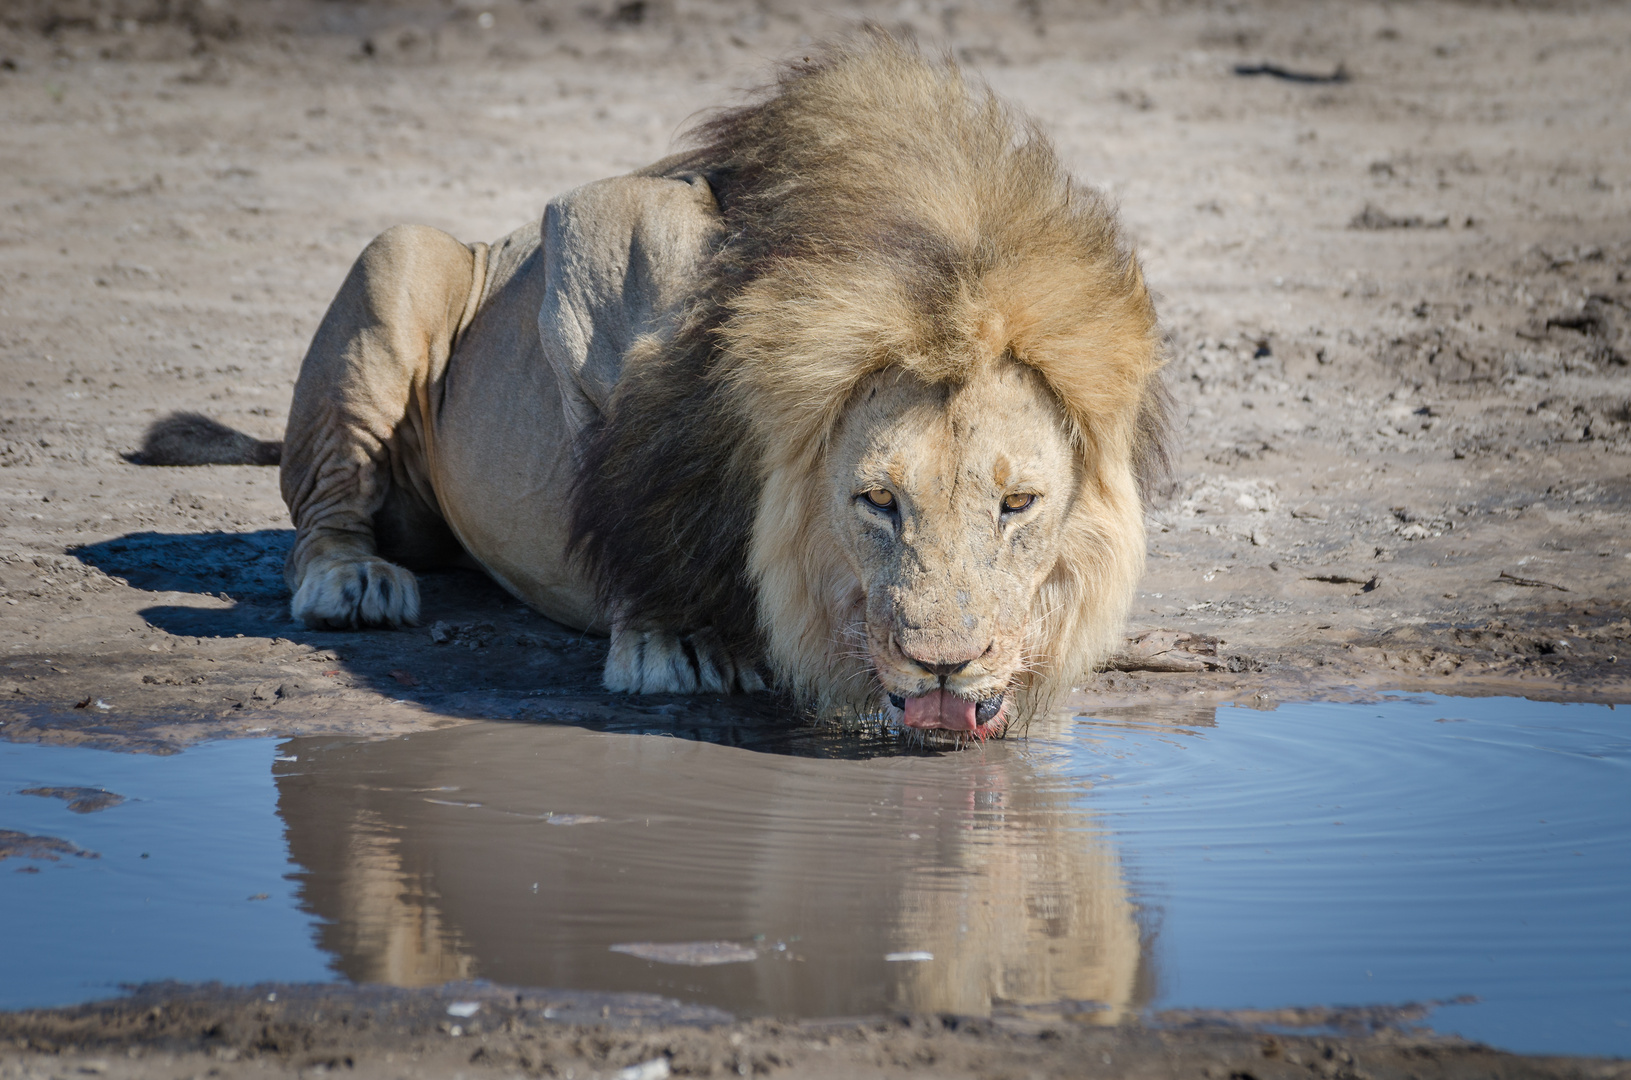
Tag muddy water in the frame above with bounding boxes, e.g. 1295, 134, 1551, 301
2, 696, 1627, 1056
274, 719, 1143, 1023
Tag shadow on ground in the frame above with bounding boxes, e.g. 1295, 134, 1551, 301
74, 530, 293, 602
61, 529, 920, 759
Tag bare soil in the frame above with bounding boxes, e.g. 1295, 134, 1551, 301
2, 981, 1629, 1080
1, 0, 1628, 1073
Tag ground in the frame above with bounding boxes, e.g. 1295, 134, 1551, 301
2, 982, 1629, 1080
0, 0, 1628, 1074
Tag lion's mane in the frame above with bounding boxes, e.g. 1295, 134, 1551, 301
570, 32, 1167, 713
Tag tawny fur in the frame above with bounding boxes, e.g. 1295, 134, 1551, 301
571, 33, 1165, 716
202, 31, 1166, 715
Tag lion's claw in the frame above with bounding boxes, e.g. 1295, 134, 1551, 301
291, 556, 421, 630
604, 625, 764, 694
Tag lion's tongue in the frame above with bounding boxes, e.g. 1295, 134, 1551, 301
901, 689, 977, 732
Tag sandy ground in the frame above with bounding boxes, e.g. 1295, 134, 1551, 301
1, 0, 1629, 1073
1, 0, 1628, 756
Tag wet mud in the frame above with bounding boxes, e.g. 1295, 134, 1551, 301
6, 979, 1629, 1080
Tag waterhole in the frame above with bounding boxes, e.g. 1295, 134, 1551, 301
2, 694, 1626, 1055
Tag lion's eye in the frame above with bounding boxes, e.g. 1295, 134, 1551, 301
1002, 492, 1036, 513
862, 488, 897, 510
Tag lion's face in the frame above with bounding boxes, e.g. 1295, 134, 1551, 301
826, 360, 1079, 738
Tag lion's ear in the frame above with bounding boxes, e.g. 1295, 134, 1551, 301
538, 172, 724, 429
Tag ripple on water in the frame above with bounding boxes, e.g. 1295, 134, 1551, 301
1066, 695, 1631, 1056
1, 693, 1626, 1056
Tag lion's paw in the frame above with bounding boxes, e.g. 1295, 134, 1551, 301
291, 556, 421, 630
604, 626, 766, 694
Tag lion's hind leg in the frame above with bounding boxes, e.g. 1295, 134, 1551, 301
281, 224, 484, 631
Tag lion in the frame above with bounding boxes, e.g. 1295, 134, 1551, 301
206, 34, 1165, 737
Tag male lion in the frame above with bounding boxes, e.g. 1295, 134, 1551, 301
269, 35, 1164, 738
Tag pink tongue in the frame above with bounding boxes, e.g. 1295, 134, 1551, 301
901, 689, 977, 731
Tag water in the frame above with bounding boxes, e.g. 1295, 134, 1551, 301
0, 738, 332, 1003
1075, 696, 1631, 1055
1, 694, 1626, 1056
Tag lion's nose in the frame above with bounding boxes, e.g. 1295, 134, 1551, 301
898, 640, 992, 678
907, 655, 969, 678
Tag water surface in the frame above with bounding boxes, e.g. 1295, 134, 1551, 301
1073, 695, 1629, 1056
1, 694, 1626, 1055
0, 738, 331, 1003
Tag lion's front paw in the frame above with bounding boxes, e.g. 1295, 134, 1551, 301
603, 626, 766, 694
291, 556, 421, 630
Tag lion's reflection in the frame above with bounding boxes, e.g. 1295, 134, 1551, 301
275, 718, 1156, 1018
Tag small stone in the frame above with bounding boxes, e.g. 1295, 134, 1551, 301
615, 1059, 671, 1080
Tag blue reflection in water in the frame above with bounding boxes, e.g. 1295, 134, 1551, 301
1, 695, 1626, 1059
0, 739, 332, 1007
1068, 694, 1631, 1057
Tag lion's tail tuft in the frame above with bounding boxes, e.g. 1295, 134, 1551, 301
135, 411, 282, 466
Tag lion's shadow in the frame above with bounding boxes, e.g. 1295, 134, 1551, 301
75, 529, 293, 603
69, 529, 929, 760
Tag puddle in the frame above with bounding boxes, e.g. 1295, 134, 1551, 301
2, 694, 1627, 1056
0, 738, 332, 1005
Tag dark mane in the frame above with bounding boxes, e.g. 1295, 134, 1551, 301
567, 31, 1167, 666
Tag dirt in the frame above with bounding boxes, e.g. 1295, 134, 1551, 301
0, 0, 1628, 1072
3, 981, 1629, 1080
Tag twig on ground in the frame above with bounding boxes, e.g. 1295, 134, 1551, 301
1498, 571, 1569, 592
1233, 62, 1349, 84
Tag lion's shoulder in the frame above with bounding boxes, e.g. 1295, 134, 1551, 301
538, 172, 723, 420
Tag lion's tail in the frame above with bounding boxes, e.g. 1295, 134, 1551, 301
136, 411, 282, 466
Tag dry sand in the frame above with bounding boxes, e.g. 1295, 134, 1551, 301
0, 0, 1628, 1073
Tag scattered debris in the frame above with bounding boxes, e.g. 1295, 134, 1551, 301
884, 951, 934, 962
1350, 204, 1450, 230
1498, 571, 1568, 592
615, 1059, 671, 1080
609, 941, 757, 966
1391, 508, 1455, 540
1104, 630, 1226, 673
446, 1002, 481, 1018
389, 670, 420, 687
1305, 573, 1381, 593
427, 621, 497, 648
544, 813, 606, 826
1156, 995, 1478, 1036
250, 681, 285, 703
1233, 61, 1348, 84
